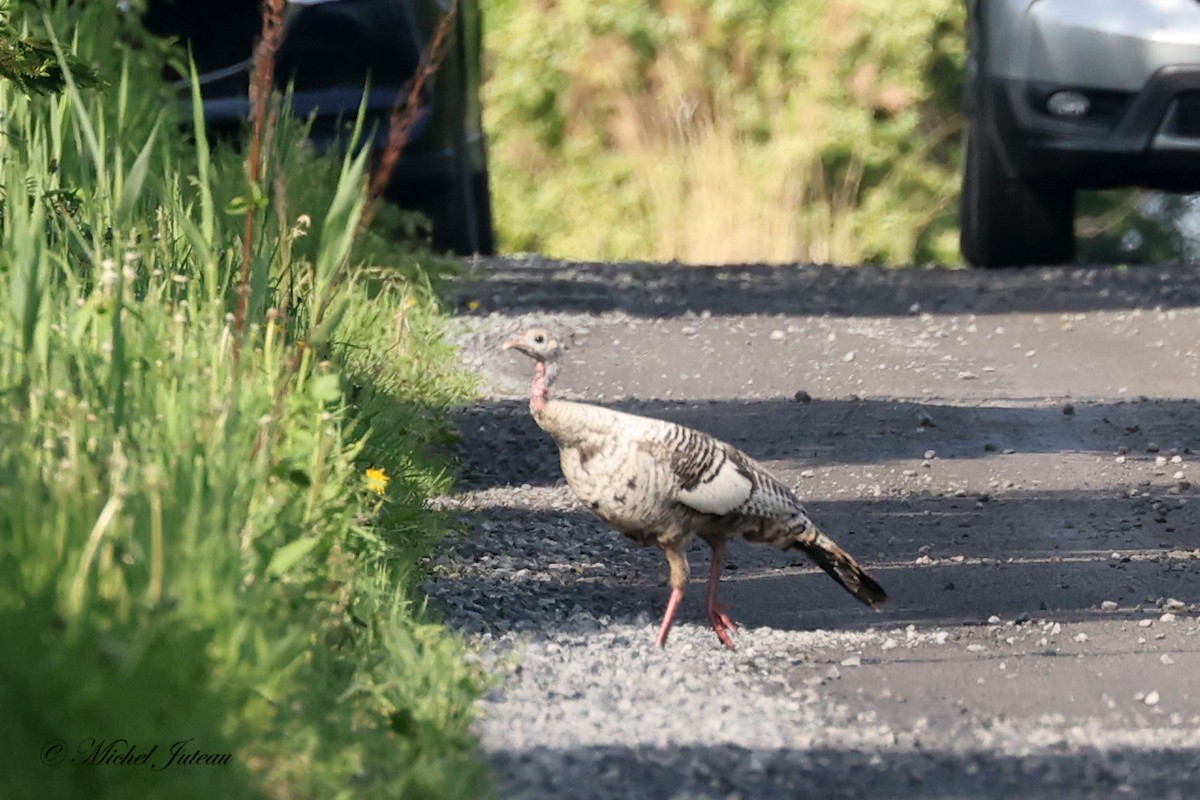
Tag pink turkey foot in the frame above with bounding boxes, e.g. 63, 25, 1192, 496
707, 599, 737, 648
707, 543, 737, 648
654, 586, 685, 647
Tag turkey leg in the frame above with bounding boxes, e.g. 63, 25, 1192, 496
654, 538, 689, 647
707, 541, 737, 648
654, 586, 685, 647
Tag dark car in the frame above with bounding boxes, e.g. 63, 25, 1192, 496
960, 0, 1200, 267
142, 0, 494, 255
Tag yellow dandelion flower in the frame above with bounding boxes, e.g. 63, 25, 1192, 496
365, 467, 389, 495
467, 299, 481, 311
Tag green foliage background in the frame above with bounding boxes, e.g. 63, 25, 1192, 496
482, 0, 967, 265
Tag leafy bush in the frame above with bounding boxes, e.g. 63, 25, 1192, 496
483, 0, 966, 264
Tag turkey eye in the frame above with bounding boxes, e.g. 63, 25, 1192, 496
534, 335, 545, 344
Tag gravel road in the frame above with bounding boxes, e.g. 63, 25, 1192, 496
425, 256, 1200, 799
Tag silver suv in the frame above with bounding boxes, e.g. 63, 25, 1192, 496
960, 0, 1200, 267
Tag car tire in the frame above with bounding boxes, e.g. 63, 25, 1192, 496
429, 160, 494, 251
959, 121, 1075, 268
418, 14, 495, 257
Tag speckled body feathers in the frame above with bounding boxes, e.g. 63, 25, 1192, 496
532, 397, 887, 607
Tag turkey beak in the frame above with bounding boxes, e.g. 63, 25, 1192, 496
502, 337, 526, 355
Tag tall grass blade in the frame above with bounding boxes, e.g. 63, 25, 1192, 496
43, 16, 108, 212
6, 184, 49, 395
117, 119, 160, 224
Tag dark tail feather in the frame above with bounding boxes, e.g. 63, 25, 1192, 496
790, 530, 888, 608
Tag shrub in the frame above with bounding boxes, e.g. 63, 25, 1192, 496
483, 0, 966, 265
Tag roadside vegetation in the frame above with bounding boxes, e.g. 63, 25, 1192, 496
0, 2, 486, 798
483, 0, 966, 265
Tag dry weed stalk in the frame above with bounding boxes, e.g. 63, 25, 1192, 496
235, 0, 286, 347
360, 0, 460, 233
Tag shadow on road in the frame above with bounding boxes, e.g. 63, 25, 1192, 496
450, 395, 1200, 489
486, 742, 1200, 799
434, 489, 1199, 637
449, 258, 1200, 319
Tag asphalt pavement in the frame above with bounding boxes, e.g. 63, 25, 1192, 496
431, 257, 1200, 799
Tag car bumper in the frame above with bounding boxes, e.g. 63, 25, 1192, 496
986, 66, 1200, 191
1006, 0, 1200, 91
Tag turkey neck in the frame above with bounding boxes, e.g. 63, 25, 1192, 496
528, 360, 593, 440
530, 360, 558, 415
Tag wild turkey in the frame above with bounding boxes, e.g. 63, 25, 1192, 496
502, 326, 887, 648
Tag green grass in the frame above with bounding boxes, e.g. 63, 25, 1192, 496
0, 3, 486, 798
